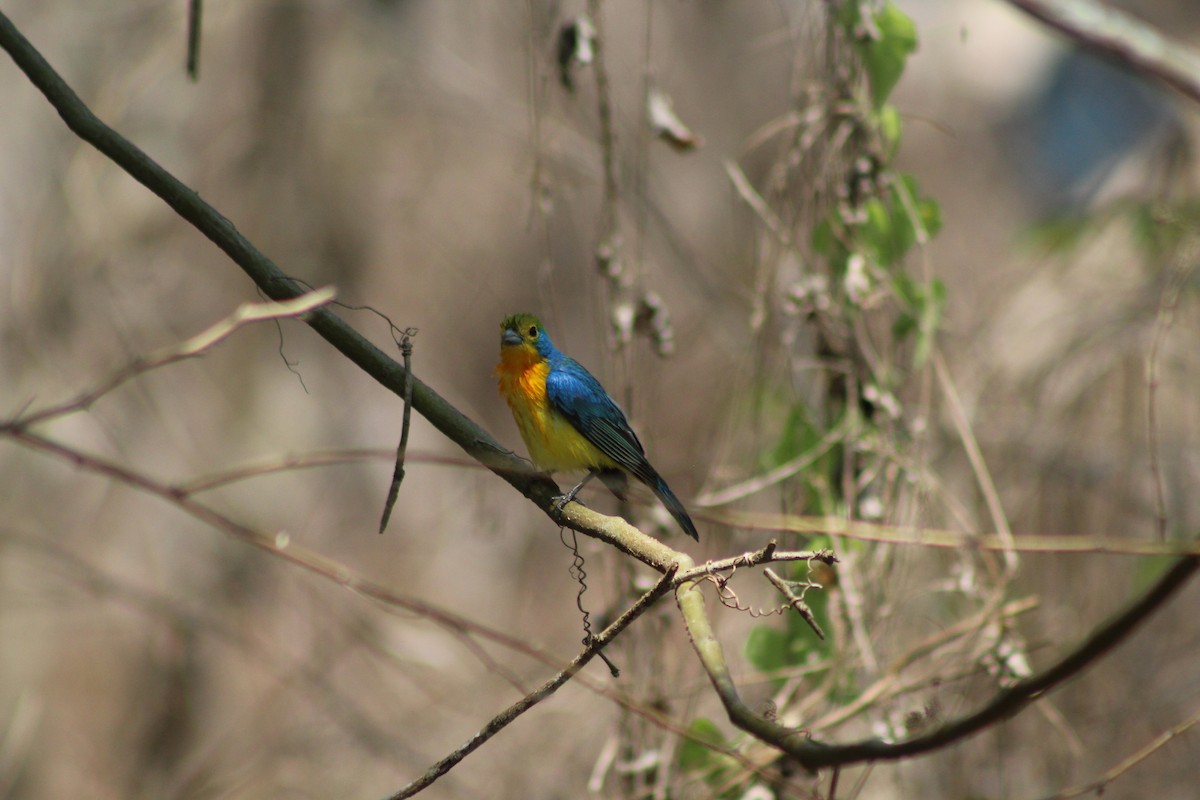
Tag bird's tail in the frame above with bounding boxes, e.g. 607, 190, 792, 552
651, 476, 700, 541
599, 467, 699, 541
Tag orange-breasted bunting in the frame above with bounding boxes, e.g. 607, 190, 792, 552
495, 313, 699, 540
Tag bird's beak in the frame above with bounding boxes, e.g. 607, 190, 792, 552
501, 328, 523, 347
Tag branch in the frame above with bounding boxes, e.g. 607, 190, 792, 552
0, 10, 538, 509
385, 563, 679, 800
1005, 0, 1200, 106
1146, 255, 1194, 540
682, 547, 1198, 769
0, 10, 688, 573
177, 449, 470, 494
716, 509, 1200, 556
14, 287, 335, 427
12, 420, 809, 795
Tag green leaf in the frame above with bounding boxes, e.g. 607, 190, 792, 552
913, 277, 946, 367
762, 405, 842, 515
916, 196, 943, 239
920, 197, 943, 238
862, 2, 918, 109
887, 198, 917, 264
678, 717, 727, 772
744, 625, 793, 674
892, 172, 941, 246
877, 103, 902, 158
891, 273, 945, 366
859, 197, 894, 265
892, 270, 919, 308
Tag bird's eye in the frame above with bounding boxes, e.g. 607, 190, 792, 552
528, 325, 539, 338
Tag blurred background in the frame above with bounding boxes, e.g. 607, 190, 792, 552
1, 0, 1199, 798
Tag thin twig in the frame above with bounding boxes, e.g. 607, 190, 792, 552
380, 327, 418, 533
9, 288, 334, 429
694, 418, 845, 507
587, 0, 620, 243
724, 159, 793, 248
177, 450, 474, 495
186, 0, 202, 80
384, 563, 680, 800
1145, 258, 1193, 540
675, 541, 838, 584
764, 567, 825, 640
933, 350, 1017, 576
713, 509, 1200, 557
1034, 703, 1200, 800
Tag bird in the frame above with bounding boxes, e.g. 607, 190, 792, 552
495, 312, 699, 540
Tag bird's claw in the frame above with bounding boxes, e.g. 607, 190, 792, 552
552, 492, 586, 513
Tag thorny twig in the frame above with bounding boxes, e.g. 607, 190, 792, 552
764, 567, 826, 640
691, 540, 835, 638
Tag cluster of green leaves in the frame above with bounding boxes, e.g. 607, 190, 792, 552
841, 0, 918, 112
815, 0, 945, 368
679, 1, 946, 787
812, 170, 944, 367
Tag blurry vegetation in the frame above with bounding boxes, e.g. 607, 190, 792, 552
2, 1, 1200, 799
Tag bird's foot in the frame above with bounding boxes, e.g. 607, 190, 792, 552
552, 490, 586, 513
553, 473, 594, 513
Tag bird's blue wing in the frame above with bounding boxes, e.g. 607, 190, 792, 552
545, 358, 649, 475
547, 355, 700, 540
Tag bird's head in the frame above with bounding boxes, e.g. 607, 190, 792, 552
500, 313, 554, 361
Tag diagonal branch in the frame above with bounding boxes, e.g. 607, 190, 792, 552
1004, 0, 1200, 106
0, 9, 679, 572
384, 563, 680, 800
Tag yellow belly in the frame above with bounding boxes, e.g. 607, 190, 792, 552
497, 358, 617, 473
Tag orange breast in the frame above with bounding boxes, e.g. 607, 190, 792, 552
495, 347, 615, 472
496, 347, 552, 446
